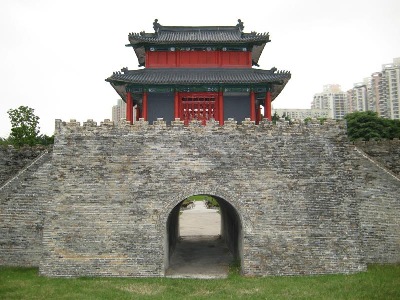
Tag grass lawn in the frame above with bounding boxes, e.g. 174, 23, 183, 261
0, 264, 399, 299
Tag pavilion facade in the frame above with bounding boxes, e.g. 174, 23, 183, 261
106, 19, 291, 125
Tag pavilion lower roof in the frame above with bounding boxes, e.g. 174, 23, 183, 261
106, 68, 290, 85
106, 68, 291, 101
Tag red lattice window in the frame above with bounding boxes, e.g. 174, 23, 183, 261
180, 93, 218, 125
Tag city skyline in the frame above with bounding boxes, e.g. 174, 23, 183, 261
1, 0, 400, 137
316, 57, 400, 120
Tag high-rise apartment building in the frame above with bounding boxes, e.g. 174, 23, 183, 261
368, 72, 382, 115
112, 99, 127, 124
348, 82, 368, 113
381, 58, 400, 119
346, 57, 399, 119
311, 84, 347, 119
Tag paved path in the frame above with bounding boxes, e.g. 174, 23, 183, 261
179, 201, 220, 236
166, 201, 234, 278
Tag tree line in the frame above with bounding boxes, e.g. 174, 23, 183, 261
272, 110, 400, 141
344, 111, 400, 141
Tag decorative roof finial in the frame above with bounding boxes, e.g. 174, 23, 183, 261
236, 19, 244, 31
153, 19, 161, 33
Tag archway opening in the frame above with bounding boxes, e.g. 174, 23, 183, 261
165, 194, 243, 278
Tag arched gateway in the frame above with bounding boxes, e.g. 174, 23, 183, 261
163, 193, 244, 274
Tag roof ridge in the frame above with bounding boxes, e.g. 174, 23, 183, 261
152, 19, 244, 33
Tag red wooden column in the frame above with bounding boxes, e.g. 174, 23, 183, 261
126, 91, 133, 124
135, 106, 140, 121
142, 91, 148, 121
256, 105, 261, 124
218, 89, 224, 125
265, 90, 272, 121
250, 90, 256, 121
174, 91, 180, 119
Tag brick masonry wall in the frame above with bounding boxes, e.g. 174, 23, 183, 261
352, 146, 400, 264
39, 118, 366, 277
0, 145, 47, 186
354, 139, 400, 175
0, 147, 52, 266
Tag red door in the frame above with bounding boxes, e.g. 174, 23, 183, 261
180, 92, 218, 125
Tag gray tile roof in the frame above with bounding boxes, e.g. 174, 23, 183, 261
106, 68, 290, 85
106, 68, 291, 102
128, 31, 270, 45
126, 20, 270, 66
128, 20, 269, 46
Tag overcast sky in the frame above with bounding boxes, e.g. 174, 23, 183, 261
1, 0, 399, 138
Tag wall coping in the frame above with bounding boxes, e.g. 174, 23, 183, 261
55, 118, 347, 134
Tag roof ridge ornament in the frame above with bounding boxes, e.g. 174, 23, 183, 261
236, 19, 244, 32
153, 19, 161, 34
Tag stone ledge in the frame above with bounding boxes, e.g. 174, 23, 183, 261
353, 138, 400, 145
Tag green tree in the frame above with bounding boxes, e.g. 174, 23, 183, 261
385, 118, 400, 138
36, 134, 55, 146
317, 117, 327, 125
282, 112, 292, 124
7, 106, 41, 147
344, 111, 400, 141
304, 117, 312, 125
0, 137, 9, 146
272, 112, 280, 124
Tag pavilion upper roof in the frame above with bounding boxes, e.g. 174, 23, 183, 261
127, 19, 271, 66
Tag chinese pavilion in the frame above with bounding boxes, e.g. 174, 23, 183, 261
106, 19, 291, 125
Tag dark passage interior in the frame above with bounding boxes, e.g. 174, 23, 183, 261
165, 195, 242, 277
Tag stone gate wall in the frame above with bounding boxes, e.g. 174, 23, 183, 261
39, 118, 365, 276
1, 119, 399, 277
